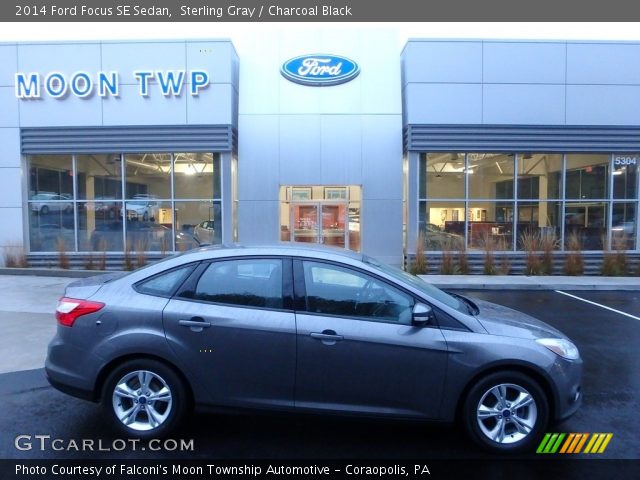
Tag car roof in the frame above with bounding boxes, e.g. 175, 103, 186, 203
192, 243, 365, 261
118, 243, 367, 285
164, 243, 364, 267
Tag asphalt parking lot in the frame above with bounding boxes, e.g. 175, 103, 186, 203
0, 287, 638, 460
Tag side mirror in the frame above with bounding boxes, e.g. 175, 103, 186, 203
412, 303, 434, 326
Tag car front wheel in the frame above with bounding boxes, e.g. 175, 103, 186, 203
102, 359, 188, 439
463, 371, 549, 453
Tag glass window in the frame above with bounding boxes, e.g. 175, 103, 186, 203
516, 202, 562, 250
124, 201, 173, 253
363, 256, 467, 314
136, 265, 195, 297
174, 153, 219, 199
78, 203, 123, 252
417, 151, 638, 253
175, 201, 221, 250
468, 202, 514, 250
29, 210, 75, 252
612, 154, 638, 200
517, 154, 562, 199
124, 153, 172, 200
468, 153, 515, 199
566, 154, 609, 200
28, 155, 73, 198
302, 261, 414, 323
27, 152, 225, 254
418, 201, 465, 251
76, 154, 122, 200
420, 153, 465, 199
612, 202, 636, 250
564, 202, 608, 250
28, 155, 75, 252
181, 259, 283, 309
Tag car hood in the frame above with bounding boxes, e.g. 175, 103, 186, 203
472, 298, 567, 340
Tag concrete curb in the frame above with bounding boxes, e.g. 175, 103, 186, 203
431, 283, 640, 291
0, 268, 109, 278
420, 275, 640, 291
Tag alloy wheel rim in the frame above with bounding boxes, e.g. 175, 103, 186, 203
112, 370, 173, 431
476, 383, 537, 444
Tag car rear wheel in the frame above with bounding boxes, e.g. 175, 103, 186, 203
463, 371, 549, 453
102, 359, 188, 439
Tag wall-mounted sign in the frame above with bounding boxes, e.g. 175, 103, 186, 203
14, 70, 210, 99
281, 54, 360, 86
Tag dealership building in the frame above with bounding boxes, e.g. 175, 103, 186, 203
0, 33, 639, 268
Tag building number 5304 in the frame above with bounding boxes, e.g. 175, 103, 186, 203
613, 155, 637, 166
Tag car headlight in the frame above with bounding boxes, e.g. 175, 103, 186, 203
536, 338, 580, 360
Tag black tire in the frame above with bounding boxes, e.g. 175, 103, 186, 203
40, 205, 49, 215
102, 359, 188, 439
462, 371, 549, 453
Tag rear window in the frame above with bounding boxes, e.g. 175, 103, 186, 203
179, 259, 283, 309
136, 265, 195, 297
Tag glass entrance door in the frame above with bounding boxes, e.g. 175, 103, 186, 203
292, 204, 319, 244
320, 203, 347, 248
291, 203, 347, 248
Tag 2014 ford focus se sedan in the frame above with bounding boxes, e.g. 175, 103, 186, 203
46, 244, 582, 452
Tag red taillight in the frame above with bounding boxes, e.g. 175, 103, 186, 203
55, 297, 105, 327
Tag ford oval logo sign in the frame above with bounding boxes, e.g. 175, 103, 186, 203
281, 54, 360, 86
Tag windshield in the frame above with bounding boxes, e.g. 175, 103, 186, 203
364, 256, 469, 315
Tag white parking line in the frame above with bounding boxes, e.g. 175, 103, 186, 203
555, 290, 640, 321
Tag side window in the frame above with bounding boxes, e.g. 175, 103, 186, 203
180, 259, 283, 309
302, 261, 414, 324
136, 264, 195, 297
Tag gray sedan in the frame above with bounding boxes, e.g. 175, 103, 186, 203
46, 244, 582, 452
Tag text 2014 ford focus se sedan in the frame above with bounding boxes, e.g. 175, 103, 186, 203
46, 244, 582, 452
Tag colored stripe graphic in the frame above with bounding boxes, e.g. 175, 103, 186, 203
574, 433, 589, 453
537, 433, 552, 453
568, 433, 587, 454
585, 433, 614, 454
544, 433, 559, 453
537, 433, 612, 454
537, 433, 565, 453
598, 434, 613, 453
559, 433, 575, 453
550, 433, 565, 453
584, 434, 599, 453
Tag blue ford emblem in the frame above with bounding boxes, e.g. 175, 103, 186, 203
281, 54, 360, 86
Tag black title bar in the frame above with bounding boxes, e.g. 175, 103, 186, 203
4, 0, 640, 22
3, 459, 640, 480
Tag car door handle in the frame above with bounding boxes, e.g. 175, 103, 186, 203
310, 330, 344, 343
179, 317, 211, 331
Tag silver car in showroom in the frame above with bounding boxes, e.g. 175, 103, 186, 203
46, 244, 582, 452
